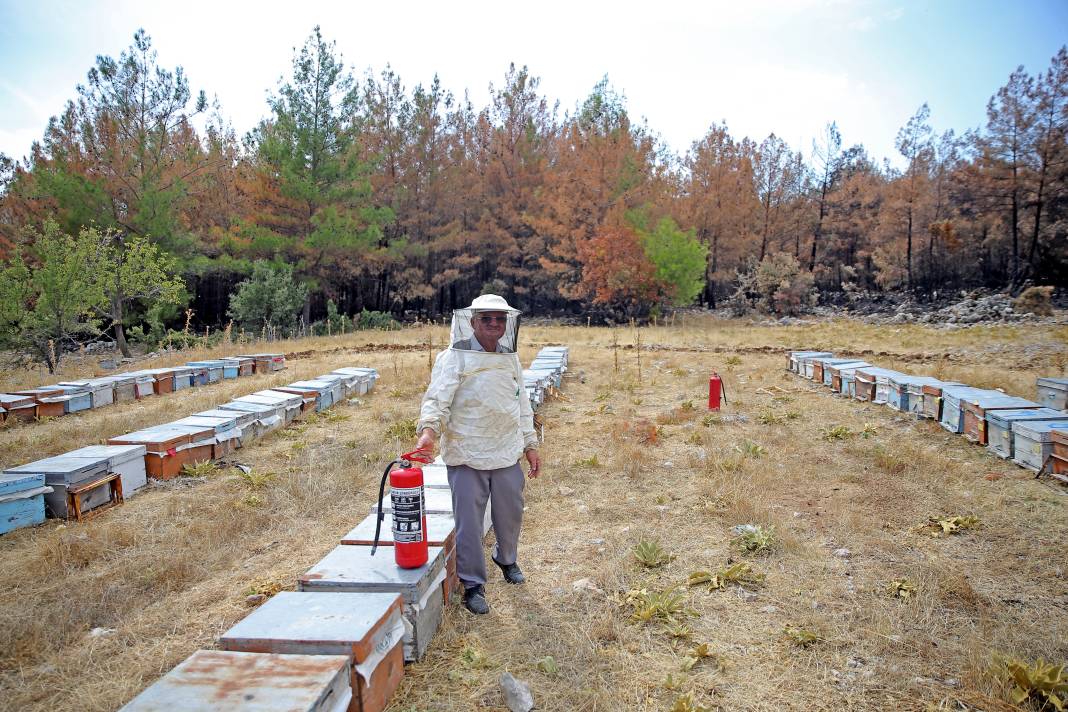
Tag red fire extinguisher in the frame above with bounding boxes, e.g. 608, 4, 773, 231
372, 448, 432, 568
709, 372, 728, 411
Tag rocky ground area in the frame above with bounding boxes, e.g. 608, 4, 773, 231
750, 290, 1067, 328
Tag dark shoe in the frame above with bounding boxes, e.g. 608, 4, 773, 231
493, 557, 526, 585
463, 585, 490, 615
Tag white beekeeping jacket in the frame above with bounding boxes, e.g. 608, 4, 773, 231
417, 297, 537, 469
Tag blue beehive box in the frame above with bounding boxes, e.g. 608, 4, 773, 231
0, 472, 51, 535
187, 360, 225, 384
939, 386, 997, 433
1036, 377, 1068, 411
220, 361, 240, 379
986, 408, 1068, 459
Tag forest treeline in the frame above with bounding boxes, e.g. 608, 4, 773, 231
1, 28, 1066, 358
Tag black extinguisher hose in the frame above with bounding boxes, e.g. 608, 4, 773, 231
371, 459, 404, 556
721, 379, 728, 404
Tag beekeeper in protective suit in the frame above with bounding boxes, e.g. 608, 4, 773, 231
415, 294, 540, 615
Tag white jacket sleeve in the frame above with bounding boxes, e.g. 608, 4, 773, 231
417, 350, 460, 435
519, 383, 538, 450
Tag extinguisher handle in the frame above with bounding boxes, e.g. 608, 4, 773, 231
371, 459, 404, 556
400, 447, 432, 465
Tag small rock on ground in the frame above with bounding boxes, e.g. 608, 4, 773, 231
499, 672, 534, 712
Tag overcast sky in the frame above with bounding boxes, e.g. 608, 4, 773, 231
1, 0, 1066, 170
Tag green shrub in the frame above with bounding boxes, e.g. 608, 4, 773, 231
355, 309, 399, 330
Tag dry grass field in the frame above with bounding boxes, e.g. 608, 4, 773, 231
1, 316, 1067, 711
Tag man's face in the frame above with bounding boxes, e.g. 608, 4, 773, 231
472, 311, 507, 346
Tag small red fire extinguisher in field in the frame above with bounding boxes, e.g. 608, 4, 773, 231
372, 448, 432, 568
709, 372, 728, 411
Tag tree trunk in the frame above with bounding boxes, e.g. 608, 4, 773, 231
906, 207, 913, 291
112, 297, 131, 358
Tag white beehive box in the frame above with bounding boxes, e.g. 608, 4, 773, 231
299, 546, 446, 662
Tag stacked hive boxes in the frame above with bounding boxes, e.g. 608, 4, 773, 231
0, 365, 378, 532
0, 353, 286, 425
787, 351, 1068, 477
121, 346, 570, 712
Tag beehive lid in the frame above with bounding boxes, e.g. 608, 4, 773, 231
164, 422, 217, 440
828, 360, 870, 372
249, 390, 303, 407
141, 368, 179, 378
57, 379, 91, 387
119, 650, 351, 712
186, 360, 227, 368
299, 545, 445, 602
1013, 419, 1068, 442
342, 512, 456, 546
1036, 377, 1068, 391
4, 453, 108, 485
96, 374, 135, 385
221, 399, 283, 417
219, 591, 402, 660
196, 408, 256, 429
13, 387, 65, 399
0, 393, 34, 408
372, 486, 453, 514
171, 415, 239, 433
941, 385, 997, 401
0, 471, 47, 496
109, 426, 193, 449
987, 408, 1068, 426
66, 444, 148, 468
855, 367, 901, 381
420, 464, 449, 488
333, 367, 377, 377
222, 356, 254, 364
286, 380, 333, 392
963, 394, 1040, 410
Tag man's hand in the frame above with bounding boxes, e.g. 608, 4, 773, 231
525, 448, 541, 478
415, 428, 437, 454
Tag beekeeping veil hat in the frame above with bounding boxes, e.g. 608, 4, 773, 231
451, 294, 521, 353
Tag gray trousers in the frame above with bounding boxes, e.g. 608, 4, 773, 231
447, 462, 525, 588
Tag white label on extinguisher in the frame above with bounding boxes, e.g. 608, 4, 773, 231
391, 485, 425, 544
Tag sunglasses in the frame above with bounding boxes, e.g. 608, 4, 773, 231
477, 315, 507, 324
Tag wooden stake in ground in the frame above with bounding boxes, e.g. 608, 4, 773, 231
427, 330, 433, 375
612, 331, 619, 374
635, 328, 642, 382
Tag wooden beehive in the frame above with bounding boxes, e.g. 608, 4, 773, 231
119, 650, 352, 712
1012, 419, 1068, 472
986, 408, 1068, 459
0, 472, 51, 535
218, 399, 285, 438
826, 361, 869, 392
1050, 429, 1068, 477
108, 427, 194, 480
961, 395, 1041, 444
299, 546, 447, 663
67, 444, 149, 495
219, 591, 404, 712
1036, 377, 1068, 411
342, 512, 458, 604
0, 393, 37, 422
3, 454, 119, 520
939, 386, 1000, 434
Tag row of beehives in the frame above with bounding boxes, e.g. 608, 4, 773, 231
0, 354, 287, 425
523, 345, 570, 410
0, 367, 378, 536
117, 346, 570, 712
787, 351, 1068, 479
